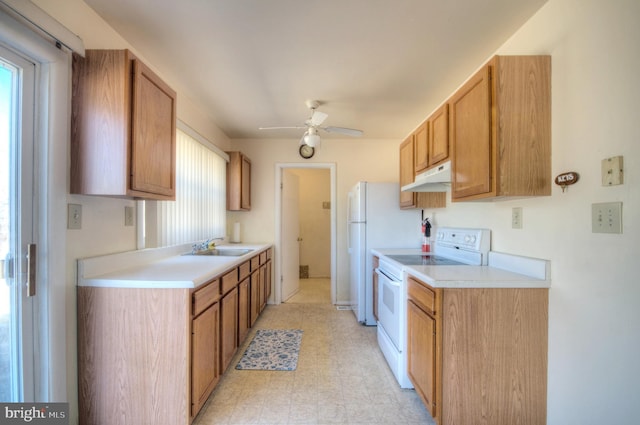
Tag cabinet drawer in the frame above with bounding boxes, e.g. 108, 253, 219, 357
193, 280, 220, 316
221, 269, 239, 295
408, 277, 436, 314
250, 256, 260, 271
259, 251, 267, 264
239, 261, 251, 281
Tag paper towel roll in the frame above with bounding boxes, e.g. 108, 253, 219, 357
232, 222, 241, 243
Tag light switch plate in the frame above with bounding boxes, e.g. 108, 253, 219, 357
125, 206, 135, 226
512, 207, 523, 229
602, 156, 623, 186
68, 203, 82, 229
592, 202, 622, 233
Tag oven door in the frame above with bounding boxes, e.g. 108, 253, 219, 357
376, 268, 401, 350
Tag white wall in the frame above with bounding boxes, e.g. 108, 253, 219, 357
432, 0, 638, 423
227, 138, 401, 303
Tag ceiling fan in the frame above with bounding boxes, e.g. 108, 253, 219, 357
259, 100, 363, 148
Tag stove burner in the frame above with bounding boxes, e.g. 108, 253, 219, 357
386, 255, 467, 266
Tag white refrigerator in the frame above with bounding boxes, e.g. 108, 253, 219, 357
347, 182, 421, 325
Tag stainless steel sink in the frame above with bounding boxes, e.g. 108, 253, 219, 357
187, 248, 253, 257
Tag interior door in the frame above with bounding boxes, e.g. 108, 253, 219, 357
1, 45, 36, 402
281, 170, 300, 301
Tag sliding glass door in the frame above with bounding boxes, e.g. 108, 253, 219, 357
0, 44, 36, 402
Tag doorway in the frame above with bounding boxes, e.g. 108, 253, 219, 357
275, 163, 336, 305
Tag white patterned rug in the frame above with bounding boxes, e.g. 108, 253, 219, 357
235, 329, 303, 371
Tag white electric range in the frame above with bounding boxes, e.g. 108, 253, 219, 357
373, 227, 490, 388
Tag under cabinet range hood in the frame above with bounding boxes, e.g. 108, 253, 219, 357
401, 160, 451, 192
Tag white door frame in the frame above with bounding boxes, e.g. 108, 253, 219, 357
274, 163, 337, 304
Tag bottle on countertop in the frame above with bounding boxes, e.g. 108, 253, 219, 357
422, 217, 432, 252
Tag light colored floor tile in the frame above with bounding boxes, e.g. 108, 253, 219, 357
193, 279, 435, 425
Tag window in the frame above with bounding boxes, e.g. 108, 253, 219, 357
153, 126, 227, 247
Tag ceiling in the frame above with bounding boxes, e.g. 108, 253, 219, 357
84, 0, 547, 141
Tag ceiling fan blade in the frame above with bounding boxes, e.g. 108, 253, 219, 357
323, 126, 363, 137
310, 110, 328, 126
258, 126, 307, 130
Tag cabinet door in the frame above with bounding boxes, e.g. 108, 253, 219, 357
428, 104, 449, 167
259, 264, 267, 313
413, 121, 429, 174
191, 302, 219, 417
450, 65, 492, 200
238, 278, 250, 344
130, 58, 176, 198
407, 300, 437, 417
220, 287, 238, 372
399, 136, 416, 208
241, 155, 251, 210
249, 270, 260, 326
227, 152, 252, 211
265, 260, 272, 300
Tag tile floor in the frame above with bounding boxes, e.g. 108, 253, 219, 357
192, 278, 435, 425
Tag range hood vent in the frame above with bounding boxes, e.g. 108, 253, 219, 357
401, 160, 451, 192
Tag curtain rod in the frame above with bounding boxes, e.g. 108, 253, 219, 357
0, 0, 84, 55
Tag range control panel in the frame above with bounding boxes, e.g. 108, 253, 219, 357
436, 227, 491, 253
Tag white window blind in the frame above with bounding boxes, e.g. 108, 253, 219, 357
156, 128, 226, 247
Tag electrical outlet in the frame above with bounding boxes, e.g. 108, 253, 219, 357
512, 207, 523, 229
125, 206, 135, 226
592, 202, 622, 234
68, 204, 82, 229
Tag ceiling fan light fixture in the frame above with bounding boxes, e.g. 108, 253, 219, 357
304, 133, 321, 147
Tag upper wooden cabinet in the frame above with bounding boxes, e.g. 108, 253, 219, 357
399, 135, 446, 209
428, 103, 449, 168
71, 49, 177, 200
226, 151, 251, 211
413, 121, 429, 174
450, 55, 551, 201
415, 104, 449, 175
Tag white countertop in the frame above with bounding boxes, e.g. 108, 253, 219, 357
371, 248, 550, 288
77, 243, 272, 289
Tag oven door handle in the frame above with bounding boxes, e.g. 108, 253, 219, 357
375, 268, 401, 286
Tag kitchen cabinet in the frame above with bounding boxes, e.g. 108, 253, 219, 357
450, 55, 551, 201
428, 104, 449, 167
220, 271, 239, 373
413, 121, 429, 174
227, 151, 252, 211
414, 103, 449, 174
191, 279, 220, 417
238, 277, 250, 344
77, 246, 273, 424
407, 277, 441, 419
249, 263, 260, 326
258, 249, 272, 312
406, 275, 548, 425
77, 287, 190, 425
399, 136, 446, 209
71, 49, 176, 200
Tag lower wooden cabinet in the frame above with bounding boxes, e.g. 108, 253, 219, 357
220, 286, 238, 373
77, 247, 273, 425
407, 275, 549, 425
238, 277, 250, 344
191, 301, 220, 417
